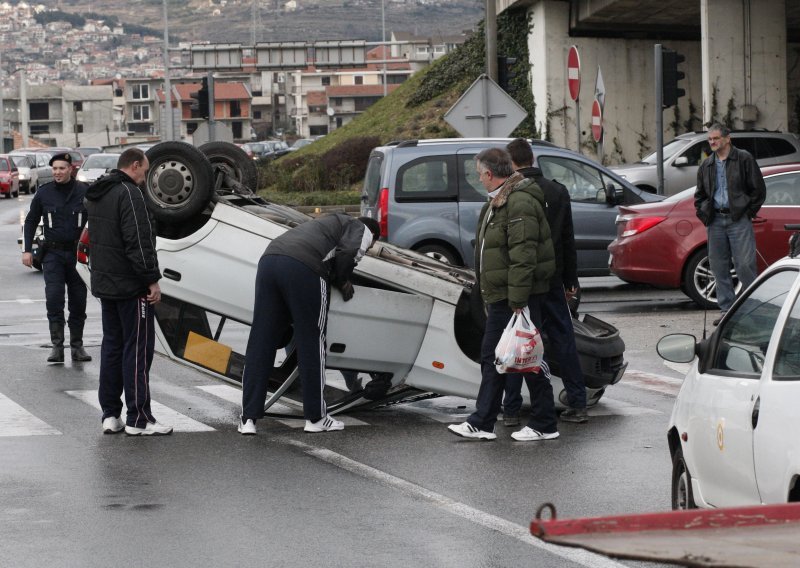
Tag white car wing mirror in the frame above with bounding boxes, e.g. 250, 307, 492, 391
657, 333, 697, 363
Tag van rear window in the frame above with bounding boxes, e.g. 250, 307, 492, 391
363, 153, 384, 205
396, 155, 456, 201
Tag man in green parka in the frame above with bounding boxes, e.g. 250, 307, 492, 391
448, 147, 559, 442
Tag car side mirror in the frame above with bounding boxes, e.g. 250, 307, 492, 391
656, 333, 697, 363
673, 156, 689, 167
604, 184, 624, 205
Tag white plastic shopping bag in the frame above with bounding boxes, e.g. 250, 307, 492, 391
494, 307, 544, 374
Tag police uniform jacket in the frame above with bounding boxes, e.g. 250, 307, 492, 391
23, 178, 88, 252
84, 170, 161, 300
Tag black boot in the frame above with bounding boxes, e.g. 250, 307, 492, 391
47, 323, 65, 363
69, 324, 92, 362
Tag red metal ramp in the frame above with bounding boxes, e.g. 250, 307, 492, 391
529, 502, 800, 568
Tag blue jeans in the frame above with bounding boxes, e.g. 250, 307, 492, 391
467, 295, 557, 434
707, 214, 757, 312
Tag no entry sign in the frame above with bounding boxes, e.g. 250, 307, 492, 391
591, 97, 603, 142
567, 46, 580, 102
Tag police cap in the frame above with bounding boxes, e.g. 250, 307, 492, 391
48, 152, 72, 166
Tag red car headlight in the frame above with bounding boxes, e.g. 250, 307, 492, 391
621, 216, 667, 238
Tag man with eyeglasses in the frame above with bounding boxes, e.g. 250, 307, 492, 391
695, 123, 766, 325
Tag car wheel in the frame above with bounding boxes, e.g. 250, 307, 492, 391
671, 448, 697, 510
198, 142, 258, 192
416, 244, 462, 266
145, 142, 214, 223
682, 248, 740, 310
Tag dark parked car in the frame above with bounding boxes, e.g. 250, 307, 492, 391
608, 163, 800, 308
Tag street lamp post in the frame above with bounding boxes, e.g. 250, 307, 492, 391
162, 0, 174, 141
381, 0, 387, 96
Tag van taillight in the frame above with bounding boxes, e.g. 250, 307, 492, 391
377, 188, 389, 238
77, 227, 90, 265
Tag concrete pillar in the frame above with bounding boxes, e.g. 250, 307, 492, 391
700, 0, 787, 129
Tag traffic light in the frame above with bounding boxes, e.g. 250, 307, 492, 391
190, 77, 210, 119
497, 56, 518, 93
662, 48, 686, 108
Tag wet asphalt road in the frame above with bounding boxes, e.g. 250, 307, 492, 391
1, 195, 699, 568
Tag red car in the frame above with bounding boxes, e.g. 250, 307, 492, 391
608, 164, 800, 308
0, 154, 20, 198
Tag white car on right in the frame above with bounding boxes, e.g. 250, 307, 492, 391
660, 232, 800, 510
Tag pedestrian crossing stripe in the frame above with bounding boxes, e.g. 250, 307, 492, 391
65, 390, 216, 433
196, 384, 371, 429
0, 392, 62, 437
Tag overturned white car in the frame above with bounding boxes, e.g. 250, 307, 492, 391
76, 142, 626, 415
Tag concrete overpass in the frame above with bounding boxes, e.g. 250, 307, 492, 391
496, 0, 799, 164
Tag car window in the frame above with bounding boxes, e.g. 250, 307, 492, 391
84, 154, 120, 170
774, 288, 800, 380
395, 155, 456, 201
537, 156, 605, 202
37, 154, 48, 167
0, 159, 8, 172
763, 173, 800, 206
679, 141, 711, 166
363, 154, 384, 205
11, 156, 30, 168
457, 153, 486, 202
732, 137, 757, 156
712, 269, 798, 376
641, 138, 687, 164
760, 137, 798, 159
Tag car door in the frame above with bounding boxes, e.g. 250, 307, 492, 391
35, 153, 53, 185
536, 155, 620, 276
752, 270, 800, 503
666, 140, 708, 194
456, 149, 487, 267
754, 171, 800, 270
689, 269, 797, 506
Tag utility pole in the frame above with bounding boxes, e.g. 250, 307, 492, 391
381, 0, 387, 96
485, 0, 497, 80
207, 71, 215, 142
655, 44, 664, 195
20, 68, 28, 147
0, 49, 4, 152
74, 102, 79, 147
162, 0, 174, 141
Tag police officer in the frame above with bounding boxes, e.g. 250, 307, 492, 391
22, 152, 91, 364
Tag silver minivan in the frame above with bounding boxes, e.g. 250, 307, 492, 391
361, 138, 661, 276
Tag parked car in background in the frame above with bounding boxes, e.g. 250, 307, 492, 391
361, 138, 661, 276
288, 138, 313, 152
608, 163, 800, 308
10, 155, 35, 194
660, 241, 800, 510
0, 154, 20, 198
609, 130, 800, 196
76, 153, 121, 184
10, 151, 52, 190
241, 142, 268, 160
35, 148, 84, 177
77, 147, 103, 156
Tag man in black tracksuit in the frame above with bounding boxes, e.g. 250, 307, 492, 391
22, 152, 91, 363
239, 213, 380, 435
503, 139, 588, 424
84, 148, 172, 436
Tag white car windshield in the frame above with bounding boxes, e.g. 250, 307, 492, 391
83, 154, 120, 169
640, 138, 688, 164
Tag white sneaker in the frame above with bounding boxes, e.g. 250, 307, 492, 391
447, 421, 497, 440
102, 416, 124, 434
125, 421, 173, 436
511, 426, 559, 442
304, 416, 344, 432
238, 418, 257, 435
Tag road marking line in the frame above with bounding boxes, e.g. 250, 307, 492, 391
621, 369, 683, 396
588, 396, 661, 416
196, 384, 369, 428
284, 438, 627, 568
0, 299, 44, 304
66, 390, 215, 432
0, 392, 62, 437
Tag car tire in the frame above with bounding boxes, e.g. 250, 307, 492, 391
198, 142, 258, 192
682, 248, 740, 310
144, 142, 214, 223
416, 244, 462, 266
671, 448, 697, 510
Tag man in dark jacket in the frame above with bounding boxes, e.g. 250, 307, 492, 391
239, 213, 381, 435
84, 148, 171, 436
22, 152, 91, 363
502, 138, 588, 424
448, 147, 558, 442
694, 124, 766, 323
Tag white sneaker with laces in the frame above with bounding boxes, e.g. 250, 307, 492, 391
102, 416, 124, 434
447, 421, 497, 440
304, 416, 344, 432
124, 421, 174, 436
511, 426, 559, 442
238, 418, 257, 435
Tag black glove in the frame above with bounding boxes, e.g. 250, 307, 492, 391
339, 281, 354, 302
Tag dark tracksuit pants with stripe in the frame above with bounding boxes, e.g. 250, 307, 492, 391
242, 255, 329, 423
98, 296, 156, 428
